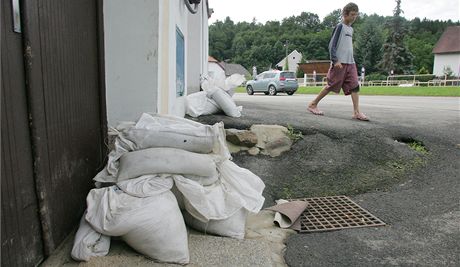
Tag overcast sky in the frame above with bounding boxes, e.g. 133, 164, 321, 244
208, 0, 460, 24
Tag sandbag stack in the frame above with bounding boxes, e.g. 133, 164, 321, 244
71, 113, 265, 264
186, 74, 245, 117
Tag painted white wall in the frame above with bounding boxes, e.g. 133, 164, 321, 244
433, 53, 460, 76
158, 0, 191, 117
186, 2, 209, 94
208, 62, 226, 81
104, 0, 159, 126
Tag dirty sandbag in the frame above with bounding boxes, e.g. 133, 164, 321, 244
218, 160, 265, 213
183, 208, 248, 239
95, 114, 229, 184
71, 212, 110, 262
122, 126, 215, 154
173, 175, 243, 222
207, 88, 242, 117
186, 91, 221, 117
116, 174, 174, 198
85, 186, 189, 264
134, 113, 230, 160
117, 147, 218, 181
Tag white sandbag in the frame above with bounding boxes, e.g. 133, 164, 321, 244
171, 184, 185, 210
86, 186, 143, 236
135, 112, 204, 129
117, 147, 218, 181
134, 113, 230, 161
122, 191, 189, 264
71, 213, 110, 262
207, 88, 242, 117
201, 74, 226, 92
94, 114, 229, 184
122, 126, 215, 153
183, 208, 248, 239
106, 135, 135, 177
186, 91, 221, 117
85, 186, 189, 264
116, 174, 173, 198
93, 167, 117, 184
218, 160, 265, 213
183, 174, 219, 186
173, 175, 243, 222
224, 74, 246, 96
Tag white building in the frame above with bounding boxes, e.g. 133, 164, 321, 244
276, 50, 302, 73
432, 26, 460, 77
208, 56, 226, 81
104, 0, 211, 126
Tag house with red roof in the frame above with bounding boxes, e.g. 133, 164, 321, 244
432, 26, 460, 77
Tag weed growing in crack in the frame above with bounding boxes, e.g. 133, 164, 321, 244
287, 124, 303, 141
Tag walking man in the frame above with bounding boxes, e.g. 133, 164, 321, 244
307, 2, 369, 121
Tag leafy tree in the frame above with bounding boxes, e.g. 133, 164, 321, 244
208, 7, 458, 75
295, 12, 322, 32
354, 17, 384, 74
296, 55, 306, 78
322, 9, 342, 29
283, 56, 289, 71
379, 0, 414, 74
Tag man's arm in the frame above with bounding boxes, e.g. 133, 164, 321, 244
329, 24, 343, 65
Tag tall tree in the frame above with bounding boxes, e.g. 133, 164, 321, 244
322, 9, 342, 29
355, 16, 384, 74
379, 0, 413, 74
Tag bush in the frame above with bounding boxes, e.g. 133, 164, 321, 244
365, 73, 387, 81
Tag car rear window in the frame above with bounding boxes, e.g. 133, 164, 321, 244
280, 72, 295, 78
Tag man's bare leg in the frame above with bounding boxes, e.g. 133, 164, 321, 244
351, 91, 369, 120
308, 87, 330, 109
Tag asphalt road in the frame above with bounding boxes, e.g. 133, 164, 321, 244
194, 93, 460, 266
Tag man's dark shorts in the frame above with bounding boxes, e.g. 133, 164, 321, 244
325, 63, 360, 95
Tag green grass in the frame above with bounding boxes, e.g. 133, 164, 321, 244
236, 86, 460, 96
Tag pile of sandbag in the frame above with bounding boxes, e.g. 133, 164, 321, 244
71, 113, 265, 264
186, 74, 245, 118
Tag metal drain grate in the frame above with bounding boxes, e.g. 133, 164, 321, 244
290, 195, 385, 233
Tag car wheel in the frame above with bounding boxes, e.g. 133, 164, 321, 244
286, 91, 295, 95
246, 85, 254, 95
268, 85, 277, 96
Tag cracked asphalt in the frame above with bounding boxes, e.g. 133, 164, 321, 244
193, 93, 460, 266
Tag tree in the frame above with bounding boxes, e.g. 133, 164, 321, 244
379, 0, 414, 74
296, 55, 306, 78
295, 12, 321, 32
322, 9, 342, 29
355, 17, 384, 74
283, 56, 289, 71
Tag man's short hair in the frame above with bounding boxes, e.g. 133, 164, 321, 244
342, 2, 359, 15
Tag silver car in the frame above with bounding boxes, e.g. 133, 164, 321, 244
246, 70, 298, 95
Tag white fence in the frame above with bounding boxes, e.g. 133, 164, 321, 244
297, 73, 460, 87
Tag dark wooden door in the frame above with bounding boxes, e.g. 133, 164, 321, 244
20, 0, 106, 255
1, 0, 45, 266
2, 1, 106, 264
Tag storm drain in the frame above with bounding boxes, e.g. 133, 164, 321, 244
290, 195, 385, 233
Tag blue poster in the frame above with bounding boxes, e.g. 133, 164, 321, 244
176, 27, 185, 97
